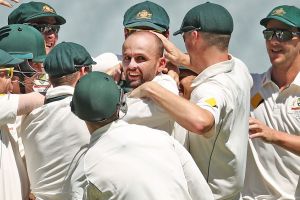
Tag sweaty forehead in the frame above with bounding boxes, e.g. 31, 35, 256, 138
266, 19, 295, 30
123, 34, 158, 54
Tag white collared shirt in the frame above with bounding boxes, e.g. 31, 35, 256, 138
243, 69, 300, 199
0, 94, 29, 200
188, 55, 253, 199
74, 120, 193, 200
20, 85, 90, 200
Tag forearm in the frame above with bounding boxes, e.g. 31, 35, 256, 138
272, 131, 300, 156
17, 92, 44, 116
144, 83, 214, 134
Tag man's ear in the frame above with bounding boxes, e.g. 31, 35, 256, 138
157, 57, 166, 73
124, 28, 129, 39
164, 30, 170, 39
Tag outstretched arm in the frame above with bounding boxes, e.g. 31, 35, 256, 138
249, 117, 300, 156
0, 0, 19, 8
17, 92, 44, 116
129, 81, 214, 135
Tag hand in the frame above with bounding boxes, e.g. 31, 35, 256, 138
105, 63, 123, 83
151, 31, 190, 67
0, 0, 19, 8
162, 61, 180, 86
128, 82, 156, 99
179, 75, 196, 100
249, 117, 278, 143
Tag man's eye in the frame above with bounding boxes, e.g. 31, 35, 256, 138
136, 56, 146, 62
123, 56, 130, 62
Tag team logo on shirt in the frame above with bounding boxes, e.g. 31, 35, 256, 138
136, 10, 152, 19
205, 97, 218, 108
251, 92, 264, 109
291, 97, 300, 110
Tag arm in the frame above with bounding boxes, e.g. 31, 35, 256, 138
249, 117, 300, 156
17, 92, 44, 116
129, 81, 214, 135
0, 0, 18, 8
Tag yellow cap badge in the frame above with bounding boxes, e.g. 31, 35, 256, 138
271, 8, 286, 16
42, 5, 55, 13
136, 10, 152, 19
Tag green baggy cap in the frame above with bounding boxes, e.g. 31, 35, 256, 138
71, 71, 122, 122
123, 1, 169, 32
0, 24, 46, 63
260, 5, 300, 28
0, 49, 23, 67
174, 2, 233, 36
44, 42, 96, 77
8, 1, 66, 25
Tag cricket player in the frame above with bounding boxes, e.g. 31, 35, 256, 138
70, 71, 214, 200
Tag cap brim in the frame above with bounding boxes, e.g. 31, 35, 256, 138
26, 13, 66, 25
173, 29, 183, 36
4, 57, 24, 65
260, 16, 296, 27
125, 21, 166, 32
10, 52, 33, 60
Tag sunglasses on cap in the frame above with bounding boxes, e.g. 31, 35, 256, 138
26, 23, 60, 34
263, 28, 300, 42
0, 67, 14, 79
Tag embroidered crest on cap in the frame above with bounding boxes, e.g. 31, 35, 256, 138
136, 10, 152, 19
271, 8, 286, 16
42, 5, 55, 13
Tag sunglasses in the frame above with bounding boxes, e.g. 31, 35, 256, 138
0, 67, 14, 78
27, 23, 60, 34
263, 28, 300, 42
75, 65, 93, 72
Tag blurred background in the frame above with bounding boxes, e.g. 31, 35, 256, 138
0, 0, 299, 73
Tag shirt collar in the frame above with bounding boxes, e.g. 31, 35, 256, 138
191, 55, 234, 87
90, 120, 126, 145
45, 85, 74, 99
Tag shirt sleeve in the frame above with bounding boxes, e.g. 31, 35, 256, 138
190, 81, 227, 128
123, 73, 178, 128
0, 94, 19, 126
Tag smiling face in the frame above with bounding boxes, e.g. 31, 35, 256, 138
265, 19, 300, 69
122, 31, 166, 88
28, 17, 59, 54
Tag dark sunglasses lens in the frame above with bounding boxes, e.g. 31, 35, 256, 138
276, 30, 293, 42
31, 24, 60, 34
263, 30, 274, 40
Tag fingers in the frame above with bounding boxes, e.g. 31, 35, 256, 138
249, 132, 261, 139
151, 31, 176, 53
0, 0, 13, 7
